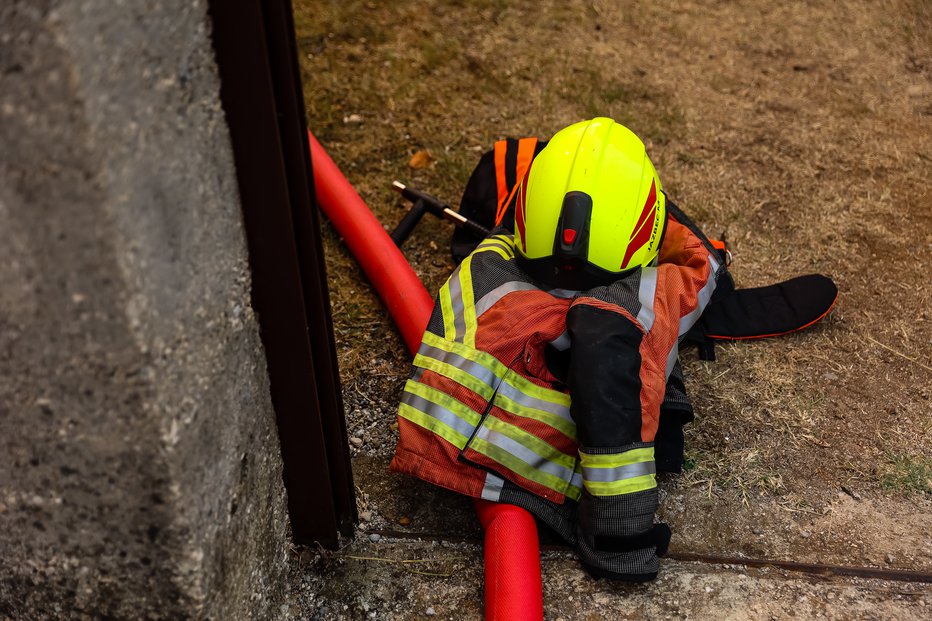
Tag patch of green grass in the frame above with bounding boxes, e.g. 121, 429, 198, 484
418, 37, 461, 71
880, 452, 932, 495
601, 82, 633, 104
563, 69, 685, 144
677, 151, 704, 166
632, 105, 686, 146
682, 454, 698, 472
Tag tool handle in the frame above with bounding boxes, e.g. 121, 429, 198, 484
460, 215, 491, 240
393, 180, 492, 241
393, 180, 447, 214
390, 199, 428, 247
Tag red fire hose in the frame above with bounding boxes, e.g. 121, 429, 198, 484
308, 133, 433, 350
309, 132, 544, 620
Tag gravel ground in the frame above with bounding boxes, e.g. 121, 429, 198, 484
286, 537, 931, 620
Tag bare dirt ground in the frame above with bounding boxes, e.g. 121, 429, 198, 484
290, 0, 931, 618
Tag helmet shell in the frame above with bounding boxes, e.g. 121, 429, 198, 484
515, 118, 666, 286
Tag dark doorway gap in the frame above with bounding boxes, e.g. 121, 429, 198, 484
208, 0, 355, 547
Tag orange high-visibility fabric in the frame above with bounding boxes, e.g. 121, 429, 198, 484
392, 227, 718, 504
493, 138, 539, 226
493, 141, 510, 225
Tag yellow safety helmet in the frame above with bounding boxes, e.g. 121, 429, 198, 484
514, 117, 666, 289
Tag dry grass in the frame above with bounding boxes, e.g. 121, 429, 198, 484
295, 0, 932, 537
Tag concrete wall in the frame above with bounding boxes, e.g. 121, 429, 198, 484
0, 2, 290, 619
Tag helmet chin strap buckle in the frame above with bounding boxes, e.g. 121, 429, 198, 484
554, 191, 592, 261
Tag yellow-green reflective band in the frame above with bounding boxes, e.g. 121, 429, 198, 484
422, 331, 509, 380
398, 403, 471, 450
412, 353, 495, 402
415, 339, 500, 387
475, 238, 515, 258
579, 447, 657, 496
583, 474, 656, 496
399, 381, 483, 450
447, 266, 467, 341
419, 331, 573, 437
579, 447, 654, 468
478, 234, 516, 249
492, 391, 576, 440
469, 436, 573, 497
506, 372, 571, 408
458, 256, 478, 348
567, 465, 583, 501
403, 380, 482, 428
439, 282, 456, 340
480, 415, 577, 472
474, 244, 512, 260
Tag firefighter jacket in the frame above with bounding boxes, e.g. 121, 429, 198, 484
391, 209, 725, 581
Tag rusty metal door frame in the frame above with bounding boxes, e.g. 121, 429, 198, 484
208, 0, 355, 547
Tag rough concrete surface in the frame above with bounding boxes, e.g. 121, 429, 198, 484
0, 2, 289, 619
289, 536, 930, 620
286, 457, 930, 619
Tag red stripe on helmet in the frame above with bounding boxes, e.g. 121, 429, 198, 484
515, 158, 533, 251
620, 180, 658, 268
515, 179, 527, 250
630, 179, 657, 240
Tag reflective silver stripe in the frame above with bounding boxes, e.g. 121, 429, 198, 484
548, 331, 571, 351
417, 340, 573, 430
496, 380, 574, 426
474, 281, 539, 318
474, 426, 576, 483
570, 468, 583, 492
583, 460, 656, 483
677, 253, 720, 337
665, 253, 718, 379
447, 267, 467, 341
400, 390, 477, 439
417, 341, 499, 388
547, 288, 579, 299
636, 267, 658, 332
481, 472, 504, 501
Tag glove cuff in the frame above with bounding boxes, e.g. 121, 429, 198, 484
594, 522, 671, 557
575, 487, 668, 581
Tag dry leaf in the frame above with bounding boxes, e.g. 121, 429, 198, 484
408, 150, 433, 169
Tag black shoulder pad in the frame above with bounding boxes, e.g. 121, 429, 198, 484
451, 138, 548, 263
452, 148, 498, 262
